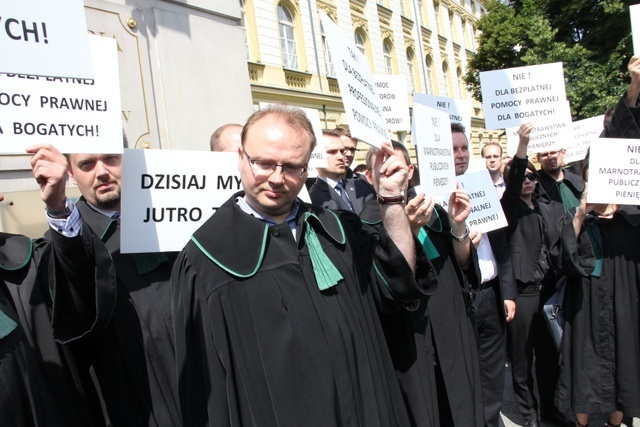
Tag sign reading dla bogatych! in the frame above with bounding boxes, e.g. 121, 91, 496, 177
480, 62, 568, 130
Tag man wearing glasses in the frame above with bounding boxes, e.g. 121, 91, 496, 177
309, 129, 375, 214
172, 104, 433, 426
536, 149, 584, 211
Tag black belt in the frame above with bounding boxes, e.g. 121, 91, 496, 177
476, 276, 499, 292
468, 277, 499, 303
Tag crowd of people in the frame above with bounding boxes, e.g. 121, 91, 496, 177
1, 57, 639, 427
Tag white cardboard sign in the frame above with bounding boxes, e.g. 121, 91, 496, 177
373, 74, 410, 132
412, 102, 456, 198
320, 12, 388, 147
413, 93, 471, 140
0, 35, 123, 153
121, 150, 239, 253
587, 138, 640, 204
434, 169, 507, 233
505, 101, 573, 155
564, 115, 604, 164
0, 0, 93, 78
480, 62, 567, 130
632, 4, 640, 56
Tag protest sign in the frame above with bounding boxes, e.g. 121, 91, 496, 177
587, 138, 640, 205
505, 101, 573, 155
413, 93, 471, 140
121, 150, 239, 253
632, 4, 640, 56
0, 35, 123, 154
259, 102, 327, 172
434, 169, 507, 233
0, 0, 92, 78
480, 62, 567, 130
412, 102, 456, 198
320, 12, 388, 147
373, 74, 410, 132
564, 115, 604, 164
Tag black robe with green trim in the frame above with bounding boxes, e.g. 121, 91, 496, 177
172, 194, 435, 427
49, 198, 181, 426
0, 233, 95, 426
360, 201, 484, 427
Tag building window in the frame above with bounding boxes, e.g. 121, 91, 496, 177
383, 40, 393, 74
407, 48, 416, 92
278, 4, 298, 69
239, 0, 250, 61
321, 22, 335, 76
355, 30, 366, 56
425, 55, 434, 94
457, 66, 465, 99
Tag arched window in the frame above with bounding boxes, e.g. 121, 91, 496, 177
383, 40, 393, 74
406, 48, 417, 92
354, 30, 366, 56
457, 66, 465, 99
278, 4, 298, 69
425, 55, 434, 94
321, 22, 335, 76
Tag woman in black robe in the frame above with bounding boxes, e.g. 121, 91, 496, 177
555, 157, 640, 427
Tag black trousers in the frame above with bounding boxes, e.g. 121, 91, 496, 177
471, 280, 505, 427
507, 283, 560, 421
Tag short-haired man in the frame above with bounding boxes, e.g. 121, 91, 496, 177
482, 142, 506, 199
28, 145, 181, 426
361, 141, 486, 426
334, 126, 358, 178
309, 129, 374, 214
452, 124, 518, 427
536, 148, 584, 211
172, 105, 432, 426
210, 123, 242, 152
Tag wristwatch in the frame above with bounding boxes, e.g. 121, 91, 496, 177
377, 190, 405, 205
46, 199, 72, 219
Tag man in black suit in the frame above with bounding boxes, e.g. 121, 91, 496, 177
309, 129, 374, 214
452, 123, 518, 427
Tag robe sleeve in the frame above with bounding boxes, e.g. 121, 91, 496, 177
546, 206, 595, 278
603, 93, 640, 138
171, 248, 233, 427
47, 222, 117, 343
345, 211, 437, 310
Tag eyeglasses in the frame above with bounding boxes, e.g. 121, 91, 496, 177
524, 172, 538, 182
538, 151, 559, 159
243, 149, 307, 178
342, 147, 357, 154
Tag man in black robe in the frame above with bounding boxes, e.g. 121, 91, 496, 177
0, 192, 96, 426
361, 142, 485, 427
28, 145, 182, 426
172, 105, 434, 426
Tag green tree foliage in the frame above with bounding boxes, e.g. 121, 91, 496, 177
465, 0, 634, 120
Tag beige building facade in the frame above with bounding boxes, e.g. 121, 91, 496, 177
242, 0, 504, 163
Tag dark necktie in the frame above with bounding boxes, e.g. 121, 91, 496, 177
335, 180, 354, 212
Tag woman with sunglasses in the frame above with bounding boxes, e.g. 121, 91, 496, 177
500, 122, 575, 427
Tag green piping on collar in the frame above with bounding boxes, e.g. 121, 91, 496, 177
191, 224, 269, 278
